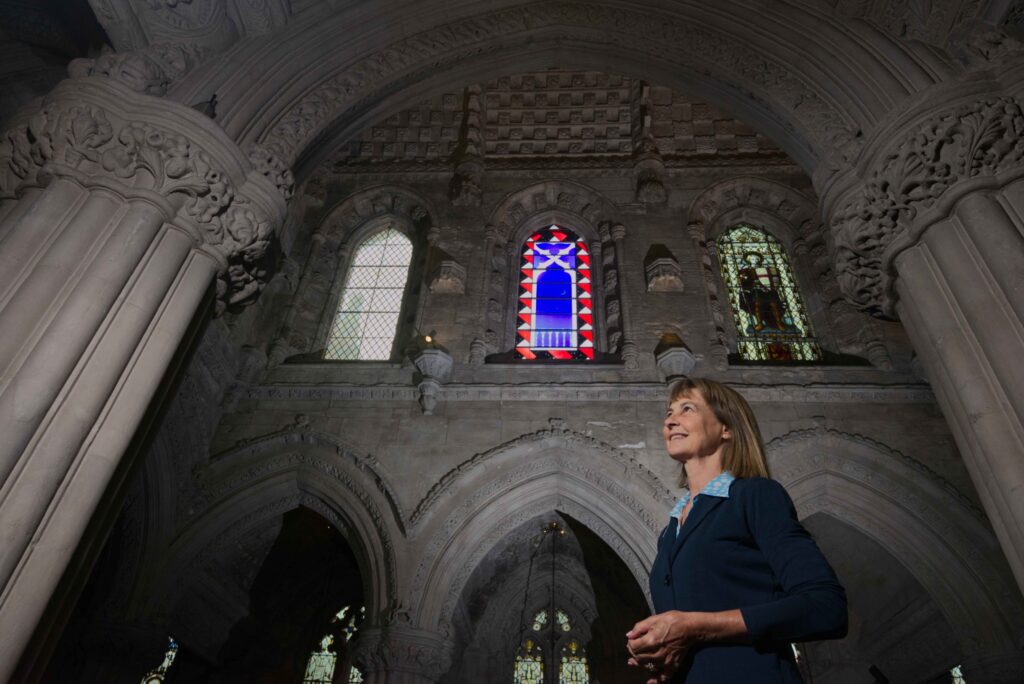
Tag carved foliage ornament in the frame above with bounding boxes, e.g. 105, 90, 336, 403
68, 43, 208, 97
831, 97, 1024, 316
1, 101, 275, 314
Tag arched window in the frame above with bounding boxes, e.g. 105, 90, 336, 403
717, 224, 820, 362
513, 638, 544, 684
559, 639, 589, 684
325, 227, 413, 360
303, 606, 365, 684
516, 226, 594, 360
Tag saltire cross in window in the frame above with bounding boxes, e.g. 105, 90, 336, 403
517, 226, 594, 360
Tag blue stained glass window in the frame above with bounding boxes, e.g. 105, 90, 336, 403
517, 226, 594, 360
325, 227, 412, 360
717, 224, 821, 362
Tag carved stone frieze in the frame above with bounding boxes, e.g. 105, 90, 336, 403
353, 625, 454, 680
257, 2, 860, 167
831, 97, 1024, 316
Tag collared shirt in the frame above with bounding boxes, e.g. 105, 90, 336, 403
669, 470, 735, 536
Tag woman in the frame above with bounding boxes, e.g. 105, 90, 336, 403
626, 378, 846, 683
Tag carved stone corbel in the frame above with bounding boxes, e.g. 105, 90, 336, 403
410, 347, 453, 415
644, 244, 684, 292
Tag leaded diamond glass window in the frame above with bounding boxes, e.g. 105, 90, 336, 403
514, 638, 544, 684
517, 226, 594, 360
325, 228, 412, 360
717, 224, 821, 362
559, 640, 589, 684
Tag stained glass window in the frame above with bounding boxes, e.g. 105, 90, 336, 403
516, 226, 594, 360
532, 610, 549, 631
556, 610, 571, 632
717, 224, 820, 362
325, 227, 412, 360
951, 665, 966, 684
514, 638, 544, 684
559, 640, 589, 684
140, 637, 178, 683
303, 606, 365, 684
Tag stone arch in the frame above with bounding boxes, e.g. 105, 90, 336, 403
407, 426, 674, 632
176, 2, 959, 178
479, 179, 621, 356
270, 184, 436, 364
687, 176, 818, 248
766, 427, 1024, 656
157, 430, 406, 657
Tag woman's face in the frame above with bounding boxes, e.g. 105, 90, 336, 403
663, 391, 730, 464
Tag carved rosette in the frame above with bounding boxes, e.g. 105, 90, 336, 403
353, 626, 454, 681
831, 96, 1024, 317
0, 80, 285, 315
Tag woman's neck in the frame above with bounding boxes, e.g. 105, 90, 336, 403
684, 454, 725, 496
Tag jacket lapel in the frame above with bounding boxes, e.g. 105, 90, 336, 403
671, 495, 725, 562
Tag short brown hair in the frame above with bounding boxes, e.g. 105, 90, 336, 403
668, 378, 769, 486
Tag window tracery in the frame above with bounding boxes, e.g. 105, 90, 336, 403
513, 638, 544, 684
324, 227, 413, 360
514, 609, 589, 684
516, 226, 594, 360
717, 224, 820, 362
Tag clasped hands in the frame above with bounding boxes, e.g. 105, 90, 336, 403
625, 610, 697, 683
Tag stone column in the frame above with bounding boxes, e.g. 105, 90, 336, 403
828, 93, 1024, 594
686, 221, 730, 371
609, 223, 639, 369
0, 76, 285, 680
353, 625, 454, 684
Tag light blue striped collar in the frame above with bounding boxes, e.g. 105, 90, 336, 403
669, 471, 735, 519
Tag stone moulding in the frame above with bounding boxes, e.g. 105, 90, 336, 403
250, 1, 860, 170
0, 77, 286, 314
830, 96, 1024, 317
245, 382, 936, 403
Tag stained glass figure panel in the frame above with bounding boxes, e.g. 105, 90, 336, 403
517, 226, 594, 360
559, 640, 589, 684
717, 224, 821, 362
304, 606, 366, 684
325, 228, 412, 360
514, 639, 544, 684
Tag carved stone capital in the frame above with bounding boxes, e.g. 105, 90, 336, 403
246, 143, 295, 200
830, 96, 1024, 316
428, 260, 466, 294
610, 222, 627, 242
353, 625, 454, 681
0, 78, 286, 315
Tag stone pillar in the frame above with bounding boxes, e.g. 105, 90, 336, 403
609, 223, 639, 369
0, 76, 285, 680
686, 221, 730, 371
828, 93, 1024, 594
353, 625, 453, 684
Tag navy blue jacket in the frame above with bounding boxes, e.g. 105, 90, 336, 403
649, 477, 847, 683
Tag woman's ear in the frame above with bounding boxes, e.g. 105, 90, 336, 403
721, 425, 732, 441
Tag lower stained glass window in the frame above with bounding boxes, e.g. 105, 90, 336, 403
516, 226, 594, 360
303, 606, 365, 684
514, 639, 544, 684
717, 224, 821, 362
559, 640, 589, 684
325, 227, 412, 360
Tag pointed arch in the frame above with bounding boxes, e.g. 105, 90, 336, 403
407, 427, 674, 629
766, 428, 1024, 655
156, 430, 406, 657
